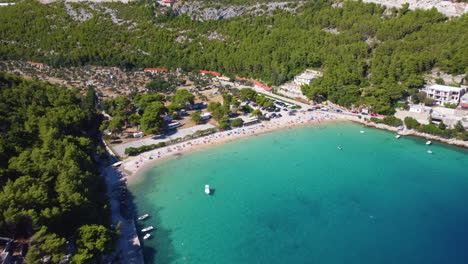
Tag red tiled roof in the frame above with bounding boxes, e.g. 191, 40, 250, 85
459, 103, 468, 108
28, 62, 43, 66
235, 76, 272, 91
162, 0, 174, 2
199, 70, 221, 76
144, 68, 169, 72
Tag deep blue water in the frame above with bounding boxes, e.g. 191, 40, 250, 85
129, 122, 468, 264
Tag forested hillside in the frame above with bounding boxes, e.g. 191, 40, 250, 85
0, 0, 467, 113
0, 72, 116, 262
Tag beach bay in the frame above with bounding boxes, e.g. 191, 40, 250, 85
129, 122, 468, 264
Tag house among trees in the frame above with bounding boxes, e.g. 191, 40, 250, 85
278, 69, 322, 99
144, 68, 169, 74
159, 0, 175, 7
199, 70, 221, 77
459, 94, 468, 110
423, 85, 466, 105
294, 69, 322, 86
236, 76, 271, 92
27, 61, 46, 69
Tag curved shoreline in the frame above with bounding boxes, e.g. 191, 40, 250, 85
121, 112, 468, 183
122, 112, 345, 183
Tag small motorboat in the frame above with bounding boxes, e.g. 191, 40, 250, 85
427, 150, 433, 154
360, 130, 365, 134
143, 233, 151, 240
426, 140, 432, 145
395, 135, 401, 139
137, 214, 149, 221
205, 185, 211, 195
337, 146, 342, 150
141, 226, 154, 232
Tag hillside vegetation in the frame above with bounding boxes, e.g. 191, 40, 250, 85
0, 72, 116, 262
0, 0, 467, 113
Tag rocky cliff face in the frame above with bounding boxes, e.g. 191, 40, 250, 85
175, 1, 301, 21
358, 0, 467, 17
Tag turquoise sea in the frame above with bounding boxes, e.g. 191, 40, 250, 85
128, 122, 468, 264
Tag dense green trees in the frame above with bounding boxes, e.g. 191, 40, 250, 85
231, 118, 244, 127
191, 111, 203, 124
0, 0, 466, 113
171, 89, 195, 109
146, 76, 174, 93
239, 88, 257, 102
404, 117, 420, 129
0, 72, 114, 261
140, 102, 166, 134
370, 116, 403, 127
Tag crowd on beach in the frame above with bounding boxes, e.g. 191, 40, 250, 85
122, 111, 341, 179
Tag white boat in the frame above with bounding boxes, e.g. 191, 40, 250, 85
205, 185, 211, 195
360, 130, 365, 133
337, 146, 342, 150
141, 226, 154, 232
426, 140, 432, 145
137, 214, 149, 221
143, 233, 151, 240
427, 150, 433, 154
395, 135, 401, 139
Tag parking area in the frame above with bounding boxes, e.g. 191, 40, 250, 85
112, 123, 216, 156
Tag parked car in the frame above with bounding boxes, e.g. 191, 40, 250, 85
352, 111, 359, 114
370, 113, 378, 116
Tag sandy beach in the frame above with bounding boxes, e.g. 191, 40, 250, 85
121, 111, 345, 181
120, 110, 468, 182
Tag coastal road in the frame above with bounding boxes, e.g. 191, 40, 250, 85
113, 123, 215, 157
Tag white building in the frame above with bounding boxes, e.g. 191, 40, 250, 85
293, 70, 322, 86
423, 85, 465, 105
459, 93, 468, 110
277, 69, 322, 99
409, 105, 432, 113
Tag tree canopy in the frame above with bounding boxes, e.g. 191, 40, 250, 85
0, 72, 114, 262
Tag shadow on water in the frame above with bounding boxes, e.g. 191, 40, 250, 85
209, 188, 216, 196
125, 188, 179, 264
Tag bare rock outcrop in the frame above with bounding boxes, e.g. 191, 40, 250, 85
175, 1, 301, 21
357, 0, 468, 17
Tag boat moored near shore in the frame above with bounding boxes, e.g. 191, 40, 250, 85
143, 233, 151, 240
426, 140, 432, 145
142, 226, 154, 232
395, 135, 401, 139
137, 214, 149, 221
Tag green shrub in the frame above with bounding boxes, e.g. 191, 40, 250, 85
125, 142, 166, 156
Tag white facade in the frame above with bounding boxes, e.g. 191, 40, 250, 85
293, 70, 322, 86
277, 69, 322, 99
409, 105, 432, 113
424, 85, 465, 105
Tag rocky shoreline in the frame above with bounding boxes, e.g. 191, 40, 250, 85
353, 118, 468, 148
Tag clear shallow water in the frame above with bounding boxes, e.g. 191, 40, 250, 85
129, 122, 468, 264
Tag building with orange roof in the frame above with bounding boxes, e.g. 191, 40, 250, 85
199, 70, 221, 77
160, 0, 175, 7
28, 62, 46, 69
